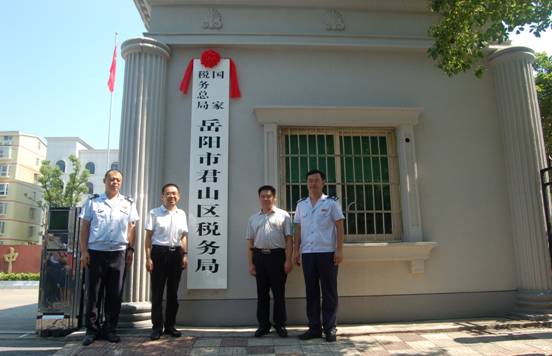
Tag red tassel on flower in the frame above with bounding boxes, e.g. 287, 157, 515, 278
229, 59, 241, 99
179, 59, 194, 95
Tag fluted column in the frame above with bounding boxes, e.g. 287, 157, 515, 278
489, 46, 552, 314
119, 37, 170, 306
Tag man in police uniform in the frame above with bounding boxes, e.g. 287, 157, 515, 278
293, 169, 345, 342
79, 169, 139, 346
246, 185, 292, 337
144, 183, 188, 340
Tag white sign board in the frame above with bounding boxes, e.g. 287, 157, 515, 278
187, 59, 229, 289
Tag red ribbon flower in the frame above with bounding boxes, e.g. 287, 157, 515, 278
179, 49, 241, 98
200, 49, 221, 68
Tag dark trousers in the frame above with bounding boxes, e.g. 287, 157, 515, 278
150, 245, 183, 331
253, 248, 287, 328
85, 250, 126, 335
301, 252, 338, 333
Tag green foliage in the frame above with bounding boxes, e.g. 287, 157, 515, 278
534, 52, 552, 154
0, 272, 40, 281
38, 155, 91, 208
63, 155, 91, 207
428, 0, 552, 77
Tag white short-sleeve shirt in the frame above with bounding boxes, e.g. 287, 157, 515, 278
79, 193, 140, 251
144, 205, 188, 247
293, 194, 344, 253
245, 207, 292, 249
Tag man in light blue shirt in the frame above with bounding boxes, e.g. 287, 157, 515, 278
79, 169, 139, 346
294, 169, 345, 342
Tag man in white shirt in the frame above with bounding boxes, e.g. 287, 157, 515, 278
246, 185, 293, 338
144, 183, 188, 340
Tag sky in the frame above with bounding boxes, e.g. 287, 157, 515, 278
0, 2, 550, 149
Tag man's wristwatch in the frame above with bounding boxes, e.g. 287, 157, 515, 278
127, 246, 135, 252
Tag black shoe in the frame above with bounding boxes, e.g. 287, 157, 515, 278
298, 329, 322, 340
325, 329, 337, 342
150, 329, 162, 340
163, 327, 182, 337
274, 325, 288, 338
82, 334, 96, 346
254, 326, 271, 337
104, 331, 121, 343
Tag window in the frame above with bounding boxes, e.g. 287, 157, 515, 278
56, 160, 66, 172
36, 158, 40, 166
0, 165, 8, 177
29, 207, 36, 219
28, 226, 34, 238
111, 161, 120, 171
86, 182, 94, 194
0, 184, 8, 196
2, 136, 12, 145
0, 203, 6, 215
34, 173, 39, 184
0, 221, 5, 235
85, 162, 96, 174
279, 127, 401, 242
0, 146, 11, 159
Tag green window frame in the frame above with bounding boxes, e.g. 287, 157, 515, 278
279, 127, 402, 242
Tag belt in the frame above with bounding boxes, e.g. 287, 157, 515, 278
252, 248, 285, 255
152, 245, 181, 252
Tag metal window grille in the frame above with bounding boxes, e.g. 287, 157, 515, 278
279, 127, 402, 242
0, 203, 6, 215
0, 221, 5, 235
0, 165, 8, 177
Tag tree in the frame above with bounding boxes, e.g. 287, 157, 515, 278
534, 52, 552, 154
38, 155, 91, 208
428, 0, 552, 77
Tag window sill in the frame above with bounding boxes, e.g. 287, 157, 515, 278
343, 241, 437, 274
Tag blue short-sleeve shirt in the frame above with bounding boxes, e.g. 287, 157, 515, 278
79, 193, 140, 251
294, 194, 345, 253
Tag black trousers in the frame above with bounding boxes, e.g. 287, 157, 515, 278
301, 252, 338, 333
253, 248, 287, 328
150, 245, 183, 331
85, 250, 126, 335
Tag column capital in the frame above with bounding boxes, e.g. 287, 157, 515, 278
488, 46, 535, 67
121, 37, 171, 60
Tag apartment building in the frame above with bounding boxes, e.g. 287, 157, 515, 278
0, 131, 47, 245
45, 137, 119, 197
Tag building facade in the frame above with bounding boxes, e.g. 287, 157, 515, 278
116, 0, 551, 324
45, 137, 119, 196
0, 131, 46, 245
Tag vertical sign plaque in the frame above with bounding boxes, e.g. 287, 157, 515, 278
187, 59, 229, 289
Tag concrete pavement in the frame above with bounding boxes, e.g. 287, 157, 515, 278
3, 287, 552, 355
0, 287, 65, 355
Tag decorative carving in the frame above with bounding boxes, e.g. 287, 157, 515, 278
4, 247, 18, 273
326, 9, 345, 31
203, 8, 223, 30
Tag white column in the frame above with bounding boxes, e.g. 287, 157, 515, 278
119, 37, 170, 306
489, 46, 552, 314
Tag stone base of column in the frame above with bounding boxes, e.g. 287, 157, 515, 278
118, 302, 152, 329
512, 290, 552, 320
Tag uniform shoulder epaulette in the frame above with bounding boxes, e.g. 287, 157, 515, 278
296, 197, 307, 204
90, 194, 100, 199
327, 195, 339, 201
125, 196, 134, 203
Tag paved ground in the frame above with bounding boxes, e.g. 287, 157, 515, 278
0, 287, 65, 355
56, 325, 552, 355
3, 287, 552, 355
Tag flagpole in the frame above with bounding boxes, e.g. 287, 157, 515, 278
107, 32, 118, 172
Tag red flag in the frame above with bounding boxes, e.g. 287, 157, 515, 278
107, 46, 117, 92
